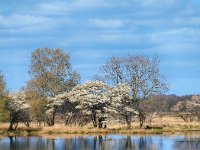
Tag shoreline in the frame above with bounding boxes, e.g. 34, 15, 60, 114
1, 125, 200, 136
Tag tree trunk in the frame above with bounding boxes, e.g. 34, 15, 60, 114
138, 111, 146, 128
47, 112, 55, 126
139, 118, 144, 128
9, 113, 16, 130
9, 122, 14, 130
98, 117, 103, 128
125, 115, 131, 128
160, 115, 163, 126
91, 113, 97, 127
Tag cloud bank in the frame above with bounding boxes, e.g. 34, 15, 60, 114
0, 0, 200, 95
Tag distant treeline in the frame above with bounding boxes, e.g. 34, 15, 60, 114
152, 94, 192, 111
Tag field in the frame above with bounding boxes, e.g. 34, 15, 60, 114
1, 114, 200, 136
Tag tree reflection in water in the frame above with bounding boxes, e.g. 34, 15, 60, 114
1, 134, 200, 150
137, 136, 155, 150
173, 135, 200, 150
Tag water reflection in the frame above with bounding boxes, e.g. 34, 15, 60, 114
173, 134, 200, 150
0, 134, 200, 150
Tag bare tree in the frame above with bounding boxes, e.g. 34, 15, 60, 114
172, 95, 200, 122
172, 101, 193, 122
138, 96, 167, 128
95, 55, 167, 127
189, 95, 200, 121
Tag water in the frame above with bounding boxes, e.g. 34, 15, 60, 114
0, 134, 200, 150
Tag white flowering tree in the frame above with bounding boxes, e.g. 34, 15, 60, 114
7, 91, 30, 130
108, 83, 138, 128
51, 92, 86, 126
45, 96, 65, 126
68, 81, 109, 128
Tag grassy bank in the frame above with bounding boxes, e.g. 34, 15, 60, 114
1, 115, 200, 136
1, 123, 200, 136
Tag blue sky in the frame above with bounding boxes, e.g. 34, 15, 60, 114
0, 0, 200, 95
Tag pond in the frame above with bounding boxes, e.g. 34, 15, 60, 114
0, 134, 200, 150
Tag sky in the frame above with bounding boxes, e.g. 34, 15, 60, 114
0, 0, 200, 95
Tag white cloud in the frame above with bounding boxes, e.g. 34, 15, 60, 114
148, 42, 200, 55
61, 32, 149, 45
35, 0, 114, 15
142, 0, 177, 6
89, 19, 125, 28
36, 2, 68, 14
151, 28, 200, 44
0, 15, 3, 22
0, 14, 57, 33
72, 51, 107, 58
0, 50, 30, 65
74, 63, 101, 69
0, 13, 74, 34
162, 59, 200, 68
98, 34, 124, 41
0, 0, 199, 95
97, 33, 151, 43
163, 28, 200, 36
1, 14, 51, 27
74, 0, 112, 8
173, 17, 200, 25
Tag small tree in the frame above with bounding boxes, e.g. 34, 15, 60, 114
45, 96, 64, 126
52, 93, 87, 126
172, 95, 200, 122
68, 81, 109, 128
138, 96, 168, 128
189, 95, 200, 121
7, 92, 30, 130
0, 96, 9, 122
172, 100, 195, 122
0, 72, 9, 122
108, 83, 138, 128
27, 91, 48, 126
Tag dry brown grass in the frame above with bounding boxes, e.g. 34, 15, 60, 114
1, 115, 200, 136
152, 115, 200, 127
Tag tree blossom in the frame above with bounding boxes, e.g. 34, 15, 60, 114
108, 83, 138, 127
45, 96, 65, 126
8, 92, 29, 111
68, 80, 109, 128
8, 91, 30, 129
